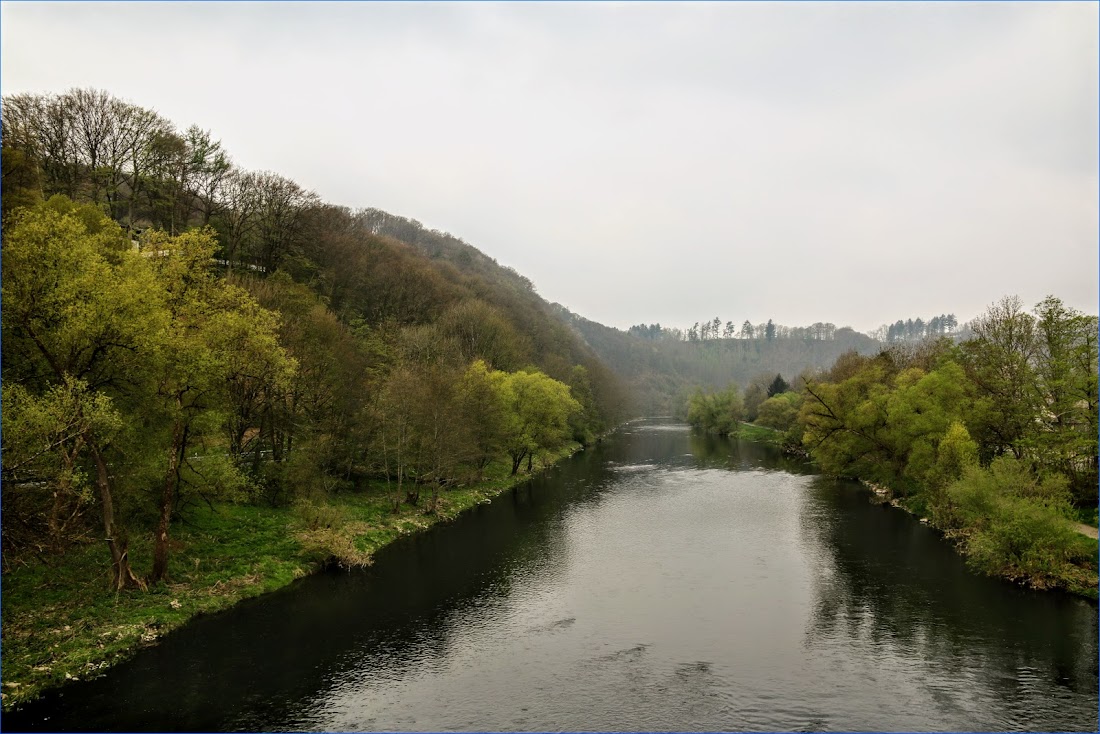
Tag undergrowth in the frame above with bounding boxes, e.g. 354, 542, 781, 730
0, 444, 580, 710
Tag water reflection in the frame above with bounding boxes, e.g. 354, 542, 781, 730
687, 429, 815, 475
801, 477, 1098, 730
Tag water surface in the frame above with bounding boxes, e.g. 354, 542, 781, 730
5, 421, 1097, 731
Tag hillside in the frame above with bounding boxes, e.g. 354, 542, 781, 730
1, 89, 636, 589
555, 306, 884, 414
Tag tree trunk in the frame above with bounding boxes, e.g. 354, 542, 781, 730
392, 469, 403, 513
26, 322, 144, 591
150, 418, 185, 584
47, 437, 89, 551
88, 437, 145, 592
429, 480, 441, 514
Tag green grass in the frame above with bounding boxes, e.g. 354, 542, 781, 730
734, 422, 783, 443
0, 503, 310, 710
0, 443, 581, 710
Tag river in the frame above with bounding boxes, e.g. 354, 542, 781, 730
5, 420, 1097, 731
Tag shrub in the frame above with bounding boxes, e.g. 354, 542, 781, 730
292, 499, 372, 568
946, 458, 1091, 588
292, 498, 346, 531
686, 385, 742, 435
755, 392, 802, 432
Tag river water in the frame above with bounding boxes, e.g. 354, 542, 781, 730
5, 421, 1097, 732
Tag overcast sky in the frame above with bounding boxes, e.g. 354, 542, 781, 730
3, 2, 1097, 332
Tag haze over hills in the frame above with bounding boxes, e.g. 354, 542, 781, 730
338, 202, 937, 413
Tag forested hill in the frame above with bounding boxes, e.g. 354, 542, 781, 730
555, 306, 884, 414
0, 89, 629, 417
0, 88, 631, 590
341, 206, 626, 402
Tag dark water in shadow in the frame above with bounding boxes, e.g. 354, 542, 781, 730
4, 420, 1097, 731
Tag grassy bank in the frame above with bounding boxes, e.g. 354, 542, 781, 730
733, 422, 784, 443
0, 443, 581, 711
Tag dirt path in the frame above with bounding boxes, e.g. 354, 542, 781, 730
1072, 522, 1098, 540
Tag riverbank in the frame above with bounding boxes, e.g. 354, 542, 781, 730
728, 421, 1098, 600
0, 443, 583, 711
733, 422, 782, 442
858, 478, 1098, 600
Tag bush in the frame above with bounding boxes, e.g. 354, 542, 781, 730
292, 499, 372, 568
686, 385, 742, 435
965, 496, 1073, 575
292, 498, 346, 531
756, 392, 802, 432
946, 458, 1092, 588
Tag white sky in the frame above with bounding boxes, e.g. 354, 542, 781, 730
3, 1, 1097, 332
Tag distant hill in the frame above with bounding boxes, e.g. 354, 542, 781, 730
554, 306, 883, 414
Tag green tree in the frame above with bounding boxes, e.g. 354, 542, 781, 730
766, 374, 789, 397
923, 420, 979, 524
801, 360, 974, 494
1031, 296, 1099, 501
494, 369, 581, 475
413, 363, 468, 511
242, 273, 367, 494
139, 228, 295, 583
1, 145, 43, 217
687, 384, 742, 435
458, 360, 508, 479
742, 382, 767, 422
946, 458, 1090, 588
2, 201, 163, 589
566, 364, 604, 445
756, 392, 802, 432
960, 296, 1040, 462
1, 379, 121, 553
374, 365, 421, 510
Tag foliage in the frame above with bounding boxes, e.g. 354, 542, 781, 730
742, 381, 768, 422
686, 384, 742, 435
2, 203, 298, 586
945, 459, 1095, 592
766, 374, 789, 397
1, 379, 122, 555
2, 203, 166, 589
755, 392, 802, 432
800, 359, 978, 494
791, 297, 1098, 594
566, 364, 606, 445
493, 368, 582, 475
